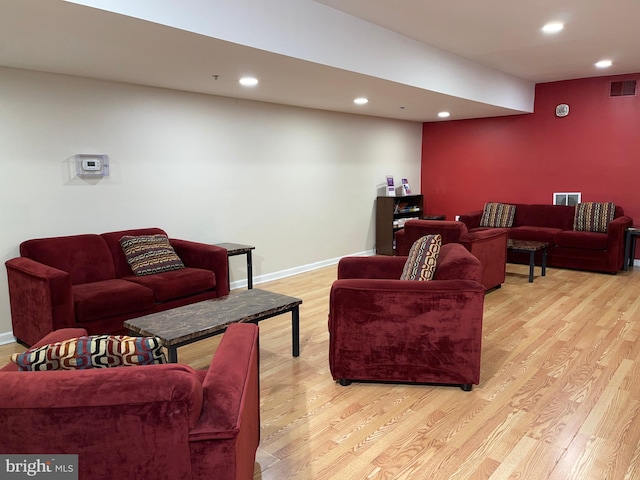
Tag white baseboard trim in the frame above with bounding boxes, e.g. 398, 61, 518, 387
0, 249, 376, 345
0, 331, 16, 346
230, 249, 375, 290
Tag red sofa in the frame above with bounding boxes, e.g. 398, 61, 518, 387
5, 228, 229, 346
460, 204, 632, 274
395, 219, 508, 290
0, 323, 260, 480
329, 243, 485, 391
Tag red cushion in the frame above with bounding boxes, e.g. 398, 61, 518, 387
73, 280, 155, 322
123, 267, 216, 302
554, 230, 608, 250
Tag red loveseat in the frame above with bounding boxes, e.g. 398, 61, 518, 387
329, 243, 485, 391
5, 228, 229, 346
0, 323, 260, 480
395, 219, 508, 291
460, 203, 632, 274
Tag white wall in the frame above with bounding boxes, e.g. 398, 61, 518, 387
0, 67, 422, 340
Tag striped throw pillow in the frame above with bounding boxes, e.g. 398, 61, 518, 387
480, 202, 516, 228
120, 234, 185, 276
10, 335, 166, 371
400, 234, 442, 281
573, 202, 616, 233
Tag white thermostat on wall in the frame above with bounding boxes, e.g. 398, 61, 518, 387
555, 104, 569, 117
75, 154, 109, 178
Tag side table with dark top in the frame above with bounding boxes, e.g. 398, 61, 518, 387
423, 214, 446, 220
624, 227, 640, 271
507, 239, 549, 283
215, 242, 255, 289
125, 288, 302, 362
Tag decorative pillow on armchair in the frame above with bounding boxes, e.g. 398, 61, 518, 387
400, 234, 442, 281
573, 202, 616, 233
10, 335, 167, 371
120, 234, 185, 276
480, 202, 516, 228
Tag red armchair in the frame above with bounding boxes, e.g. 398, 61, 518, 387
329, 243, 485, 391
396, 220, 508, 290
0, 323, 260, 480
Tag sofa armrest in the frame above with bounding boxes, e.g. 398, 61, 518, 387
5, 257, 75, 346
607, 215, 633, 267
337, 255, 407, 280
189, 323, 259, 440
170, 239, 230, 297
459, 210, 483, 230
188, 323, 260, 480
460, 227, 508, 243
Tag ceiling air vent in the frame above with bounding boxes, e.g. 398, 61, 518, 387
610, 80, 637, 97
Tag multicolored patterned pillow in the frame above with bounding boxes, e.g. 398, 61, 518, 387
480, 202, 516, 228
120, 234, 185, 276
400, 234, 442, 281
10, 335, 167, 371
573, 202, 616, 233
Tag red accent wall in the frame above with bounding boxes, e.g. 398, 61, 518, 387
421, 74, 640, 231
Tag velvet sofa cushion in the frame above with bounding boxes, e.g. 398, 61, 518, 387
11, 335, 166, 371
1, 328, 89, 373
19, 234, 116, 284
553, 230, 608, 250
120, 234, 185, 276
73, 279, 155, 322
573, 202, 616, 233
100, 228, 170, 278
480, 202, 516, 228
123, 267, 216, 302
400, 234, 441, 281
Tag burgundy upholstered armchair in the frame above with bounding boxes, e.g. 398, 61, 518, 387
395, 220, 508, 290
0, 323, 260, 480
329, 243, 485, 391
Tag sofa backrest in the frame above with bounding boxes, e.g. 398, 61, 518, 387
404, 220, 468, 245
433, 243, 483, 283
511, 203, 625, 230
0, 364, 204, 479
512, 204, 575, 229
100, 227, 169, 278
20, 234, 116, 285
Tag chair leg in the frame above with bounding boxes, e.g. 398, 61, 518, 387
461, 384, 473, 392
339, 379, 352, 386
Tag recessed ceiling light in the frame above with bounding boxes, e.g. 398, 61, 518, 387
595, 59, 612, 68
354, 97, 368, 105
438, 111, 450, 118
239, 77, 259, 87
542, 22, 564, 34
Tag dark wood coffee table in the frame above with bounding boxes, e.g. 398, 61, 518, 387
507, 239, 549, 283
124, 289, 302, 362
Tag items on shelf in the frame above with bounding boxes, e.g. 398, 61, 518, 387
376, 194, 424, 255
401, 178, 411, 195
386, 176, 396, 196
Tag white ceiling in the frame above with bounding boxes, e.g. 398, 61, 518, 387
1, 0, 638, 122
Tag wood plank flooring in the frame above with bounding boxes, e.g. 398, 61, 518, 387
2, 263, 640, 479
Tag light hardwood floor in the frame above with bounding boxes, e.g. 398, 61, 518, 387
2, 263, 640, 479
